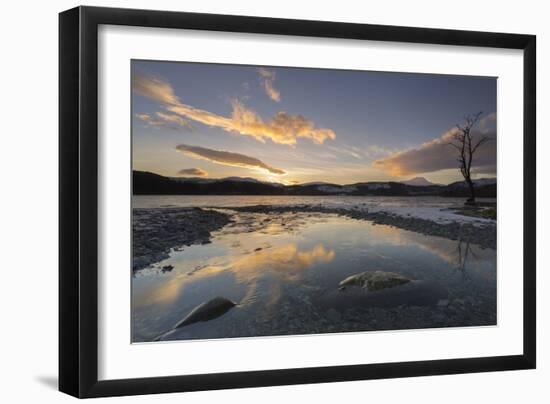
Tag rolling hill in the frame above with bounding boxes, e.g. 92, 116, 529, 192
133, 171, 496, 197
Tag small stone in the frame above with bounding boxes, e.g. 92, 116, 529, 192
161, 264, 174, 273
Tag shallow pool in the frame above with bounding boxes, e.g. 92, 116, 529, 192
132, 211, 496, 342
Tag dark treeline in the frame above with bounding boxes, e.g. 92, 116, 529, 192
133, 171, 496, 198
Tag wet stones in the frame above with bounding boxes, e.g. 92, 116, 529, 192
161, 264, 174, 273
225, 204, 496, 250
339, 271, 412, 291
132, 207, 231, 271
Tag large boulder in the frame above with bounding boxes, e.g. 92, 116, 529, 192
339, 271, 411, 291
174, 296, 237, 328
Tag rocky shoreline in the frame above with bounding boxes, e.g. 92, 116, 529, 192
223, 204, 497, 250
133, 204, 496, 340
132, 207, 231, 271
132, 203, 496, 272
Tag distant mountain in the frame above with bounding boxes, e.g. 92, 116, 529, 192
442, 178, 497, 198
170, 177, 214, 184
170, 176, 284, 187
300, 181, 335, 187
133, 171, 496, 198
224, 176, 263, 183
135, 172, 283, 195
400, 177, 440, 186
475, 178, 497, 186
448, 178, 497, 188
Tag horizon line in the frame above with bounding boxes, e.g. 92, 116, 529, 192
134, 169, 496, 187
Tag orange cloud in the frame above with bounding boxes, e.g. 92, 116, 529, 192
132, 73, 180, 105
135, 112, 193, 130
177, 168, 208, 177
133, 73, 335, 145
176, 144, 286, 175
373, 123, 496, 176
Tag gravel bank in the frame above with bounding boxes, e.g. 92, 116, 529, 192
224, 204, 497, 250
132, 207, 231, 271
132, 203, 496, 272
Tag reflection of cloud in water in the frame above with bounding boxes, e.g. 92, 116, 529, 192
135, 243, 335, 307
136, 274, 186, 306
132, 213, 497, 342
233, 244, 335, 279
184, 243, 334, 282
219, 211, 329, 237
228, 243, 335, 307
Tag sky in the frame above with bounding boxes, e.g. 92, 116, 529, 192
132, 60, 497, 185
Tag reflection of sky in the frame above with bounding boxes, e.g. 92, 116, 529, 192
132, 60, 496, 185
132, 213, 496, 341
133, 243, 335, 307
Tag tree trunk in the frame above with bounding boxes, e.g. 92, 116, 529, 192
465, 177, 476, 205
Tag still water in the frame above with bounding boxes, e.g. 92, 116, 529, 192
132, 203, 496, 343
133, 194, 496, 210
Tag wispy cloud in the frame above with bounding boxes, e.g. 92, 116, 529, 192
176, 144, 286, 175
132, 74, 180, 105
133, 73, 334, 145
364, 145, 396, 160
136, 112, 193, 130
156, 112, 193, 130
373, 118, 496, 176
327, 144, 396, 161
177, 168, 208, 177
258, 68, 281, 102
479, 112, 497, 133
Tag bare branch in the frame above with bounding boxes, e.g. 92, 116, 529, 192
447, 142, 462, 151
447, 111, 486, 203
472, 136, 493, 154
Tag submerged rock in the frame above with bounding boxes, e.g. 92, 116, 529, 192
319, 280, 448, 311
339, 271, 411, 291
174, 296, 237, 329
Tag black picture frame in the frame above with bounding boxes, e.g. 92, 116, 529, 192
59, 6, 536, 398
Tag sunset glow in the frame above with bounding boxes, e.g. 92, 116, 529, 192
132, 61, 496, 185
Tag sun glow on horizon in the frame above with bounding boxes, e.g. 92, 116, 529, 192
132, 61, 496, 186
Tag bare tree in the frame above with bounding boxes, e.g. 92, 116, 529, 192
448, 112, 492, 205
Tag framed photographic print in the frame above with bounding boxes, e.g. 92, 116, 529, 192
59, 6, 536, 398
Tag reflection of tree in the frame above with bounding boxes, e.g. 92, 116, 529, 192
453, 239, 479, 280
